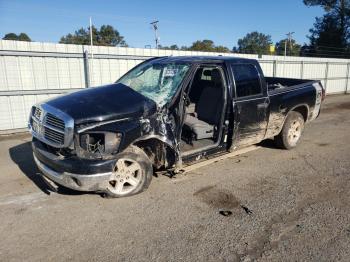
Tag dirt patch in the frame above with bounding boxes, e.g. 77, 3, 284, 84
0, 132, 31, 142
317, 143, 329, 147
194, 186, 240, 209
321, 101, 350, 114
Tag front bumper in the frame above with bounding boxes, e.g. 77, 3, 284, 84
34, 155, 112, 192
32, 139, 116, 192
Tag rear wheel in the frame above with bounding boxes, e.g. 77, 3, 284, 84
105, 146, 153, 198
275, 111, 305, 150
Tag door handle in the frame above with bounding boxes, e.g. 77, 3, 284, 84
257, 103, 269, 109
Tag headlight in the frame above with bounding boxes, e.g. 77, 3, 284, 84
79, 132, 122, 157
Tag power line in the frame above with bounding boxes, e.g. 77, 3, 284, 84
314, 45, 349, 50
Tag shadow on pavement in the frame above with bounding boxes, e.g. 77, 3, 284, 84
9, 141, 87, 196
9, 139, 279, 197
258, 139, 277, 149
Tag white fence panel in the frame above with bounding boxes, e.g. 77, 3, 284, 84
0, 39, 350, 132
259, 61, 274, 77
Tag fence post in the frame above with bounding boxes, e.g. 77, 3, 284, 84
273, 60, 277, 77
324, 62, 329, 93
345, 63, 350, 94
300, 61, 304, 79
83, 50, 90, 88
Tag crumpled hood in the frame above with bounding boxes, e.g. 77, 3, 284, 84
45, 83, 157, 125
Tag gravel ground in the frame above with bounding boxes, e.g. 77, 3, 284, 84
0, 95, 349, 262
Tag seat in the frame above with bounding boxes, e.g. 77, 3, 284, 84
184, 69, 223, 140
184, 115, 214, 140
188, 68, 204, 103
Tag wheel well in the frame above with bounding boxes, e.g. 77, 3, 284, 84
291, 105, 308, 122
133, 138, 176, 169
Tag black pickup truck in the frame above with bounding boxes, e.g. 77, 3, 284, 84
29, 56, 325, 197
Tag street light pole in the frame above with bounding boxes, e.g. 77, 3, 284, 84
284, 39, 287, 59
150, 20, 159, 49
285, 32, 295, 57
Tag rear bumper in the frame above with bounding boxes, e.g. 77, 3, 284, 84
32, 139, 116, 192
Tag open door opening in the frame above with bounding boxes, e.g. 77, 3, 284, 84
180, 66, 226, 156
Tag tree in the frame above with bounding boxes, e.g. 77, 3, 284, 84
17, 33, 31, 42
304, 0, 350, 57
98, 25, 126, 46
189, 40, 215, 51
159, 44, 180, 50
236, 31, 272, 55
60, 27, 94, 45
276, 39, 301, 56
160, 40, 230, 52
214, 45, 230, 53
187, 40, 230, 52
3, 32, 31, 41
310, 14, 343, 46
304, 0, 350, 42
60, 25, 127, 46
3, 33, 18, 40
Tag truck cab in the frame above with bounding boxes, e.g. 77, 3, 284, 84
29, 56, 323, 197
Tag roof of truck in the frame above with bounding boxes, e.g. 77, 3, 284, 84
151, 55, 257, 64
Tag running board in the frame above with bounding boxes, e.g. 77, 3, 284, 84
179, 145, 260, 174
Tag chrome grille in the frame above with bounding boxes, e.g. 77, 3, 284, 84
43, 113, 65, 146
29, 104, 74, 148
46, 113, 65, 130
34, 107, 42, 119
44, 128, 65, 144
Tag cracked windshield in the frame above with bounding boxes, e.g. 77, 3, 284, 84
117, 61, 190, 106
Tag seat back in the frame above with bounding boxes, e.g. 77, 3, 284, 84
188, 68, 204, 103
196, 69, 223, 125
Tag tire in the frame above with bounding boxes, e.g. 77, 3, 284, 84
274, 111, 305, 150
105, 145, 153, 198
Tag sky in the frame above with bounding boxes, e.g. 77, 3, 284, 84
0, 0, 325, 49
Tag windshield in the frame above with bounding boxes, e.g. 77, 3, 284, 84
117, 60, 190, 106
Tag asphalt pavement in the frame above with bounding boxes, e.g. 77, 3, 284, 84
0, 94, 349, 262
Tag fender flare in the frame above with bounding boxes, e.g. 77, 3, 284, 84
131, 134, 179, 168
275, 103, 310, 136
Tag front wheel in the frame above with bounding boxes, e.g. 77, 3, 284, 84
274, 111, 305, 150
105, 146, 153, 198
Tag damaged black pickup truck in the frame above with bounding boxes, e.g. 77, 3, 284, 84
29, 56, 325, 197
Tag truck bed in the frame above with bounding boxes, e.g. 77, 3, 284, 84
266, 77, 318, 95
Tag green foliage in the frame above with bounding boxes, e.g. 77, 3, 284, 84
236, 31, 272, 55
159, 44, 180, 50
189, 39, 215, 51
3, 32, 31, 41
212, 45, 230, 53
18, 33, 31, 42
188, 39, 230, 52
3, 33, 18, 40
304, 0, 350, 57
60, 25, 127, 46
160, 40, 230, 53
310, 14, 346, 46
303, 0, 350, 13
276, 39, 301, 56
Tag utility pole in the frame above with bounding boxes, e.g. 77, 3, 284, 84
150, 20, 160, 49
284, 32, 295, 57
89, 17, 94, 86
89, 17, 93, 51
283, 32, 294, 76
